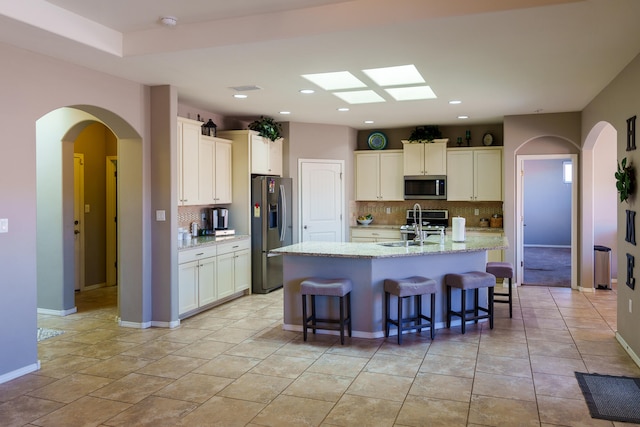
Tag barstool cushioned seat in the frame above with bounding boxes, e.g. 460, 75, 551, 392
445, 271, 495, 334
384, 276, 437, 344
486, 261, 514, 318
301, 278, 352, 345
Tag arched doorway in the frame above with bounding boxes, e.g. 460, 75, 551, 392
35, 106, 147, 325
582, 122, 618, 291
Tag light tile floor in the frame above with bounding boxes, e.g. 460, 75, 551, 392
2, 283, 640, 426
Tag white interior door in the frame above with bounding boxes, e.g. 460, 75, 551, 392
299, 159, 344, 242
74, 154, 85, 291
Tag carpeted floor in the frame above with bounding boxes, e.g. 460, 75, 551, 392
523, 246, 571, 287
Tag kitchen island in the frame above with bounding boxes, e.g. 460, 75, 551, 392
271, 235, 508, 338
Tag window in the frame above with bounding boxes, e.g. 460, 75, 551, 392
563, 161, 572, 184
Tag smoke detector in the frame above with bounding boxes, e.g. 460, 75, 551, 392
160, 16, 177, 27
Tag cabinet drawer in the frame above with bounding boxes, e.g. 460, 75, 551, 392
179, 246, 217, 264
350, 228, 400, 239
216, 238, 250, 255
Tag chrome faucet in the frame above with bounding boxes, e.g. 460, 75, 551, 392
413, 203, 423, 246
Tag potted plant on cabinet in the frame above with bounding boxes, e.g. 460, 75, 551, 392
407, 125, 442, 143
248, 116, 283, 141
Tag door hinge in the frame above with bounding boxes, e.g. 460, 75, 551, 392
521, 261, 524, 267
340, 172, 343, 180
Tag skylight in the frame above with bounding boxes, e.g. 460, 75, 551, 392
333, 90, 386, 104
301, 71, 366, 91
362, 64, 425, 87
385, 86, 437, 101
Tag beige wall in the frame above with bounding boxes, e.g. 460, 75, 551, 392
0, 41, 149, 381
583, 52, 640, 362
286, 122, 358, 242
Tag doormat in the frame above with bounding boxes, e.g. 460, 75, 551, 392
37, 328, 65, 342
575, 372, 640, 423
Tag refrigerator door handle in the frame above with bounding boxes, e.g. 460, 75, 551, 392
279, 184, 287, 242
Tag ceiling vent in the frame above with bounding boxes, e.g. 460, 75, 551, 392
230, 85, 262, 92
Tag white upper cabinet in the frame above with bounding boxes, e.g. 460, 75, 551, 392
447, 147, 502, 201
251, 133, 283, 176
402, 141, 447, 176
355, 150, 404, 201
178, 118, 201, 206
178, 117, 232, 206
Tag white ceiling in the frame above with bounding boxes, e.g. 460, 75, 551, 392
1, 0, 640, 129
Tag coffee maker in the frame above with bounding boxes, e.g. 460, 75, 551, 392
208, 208, 229, 230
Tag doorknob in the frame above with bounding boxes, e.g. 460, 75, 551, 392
74, 230, 80, 235
74, 220, 79, 225
304, 225, 308, 229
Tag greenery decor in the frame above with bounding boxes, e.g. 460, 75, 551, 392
616, 157, 635, 203
408, 125, 442, 142
248, 116, 283, 141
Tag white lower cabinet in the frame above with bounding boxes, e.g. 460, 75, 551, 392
178, 238, 251, 317
217, 240, 251, 298
350, 227, 401, 242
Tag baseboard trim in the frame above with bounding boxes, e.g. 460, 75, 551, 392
118, 320, 152, 329
151, 320, 181, 329
282, 319, 476, 339
118, 319, 181, 329
616, 332, 640, 369
37, 307, 77, 316
0, 361, 41, 384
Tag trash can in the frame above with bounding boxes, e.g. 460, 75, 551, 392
594, 245, 612, 290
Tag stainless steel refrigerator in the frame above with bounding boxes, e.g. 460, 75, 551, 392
251, 176, 292, 293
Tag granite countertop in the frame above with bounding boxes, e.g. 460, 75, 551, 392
178, 234, 249, 251
271, 235, 508, 259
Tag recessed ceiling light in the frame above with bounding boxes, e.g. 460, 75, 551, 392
337, 107, 350, 112
299, 89, 315, 94
384, 86, 436, 101
364, 120, 374, 124
279, 111, 291, 115
301, 71, 366, 91
362, 64, 425, 87
449, 100, 462, 104
333, 90, 385, 104
233, 94, 248, 99
160, 16, 177, 27
458, 115, 469, 119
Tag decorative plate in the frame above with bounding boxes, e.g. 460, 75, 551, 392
368, 132, 388, 150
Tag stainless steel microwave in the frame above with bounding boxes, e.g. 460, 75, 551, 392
404, 175, 446, 200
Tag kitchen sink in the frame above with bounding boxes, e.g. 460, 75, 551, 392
377, 241, 434, 247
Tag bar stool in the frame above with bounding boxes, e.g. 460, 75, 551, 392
384, 276, 437, 344
486, 261, 514, 318
445, 271, 495, 334
300, 278, 352, 345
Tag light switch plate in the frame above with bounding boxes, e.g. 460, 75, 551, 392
156, 210, 166, 221
85, 204, 91, 213
0, 218, 8, 233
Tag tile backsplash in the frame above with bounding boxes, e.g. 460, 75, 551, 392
352, 200, 503, 227
178, 205, 207, 230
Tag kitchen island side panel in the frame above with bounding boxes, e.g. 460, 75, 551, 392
282, 251, 487, 338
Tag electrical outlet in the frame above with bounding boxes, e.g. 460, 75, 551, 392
386, 207, 391, 214
0, 218, 7, 233
630, 299, 633, 313
474, 209, 479, 216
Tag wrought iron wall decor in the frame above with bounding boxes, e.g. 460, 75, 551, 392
626, 210, 636, 245
627, 115, 636, 151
